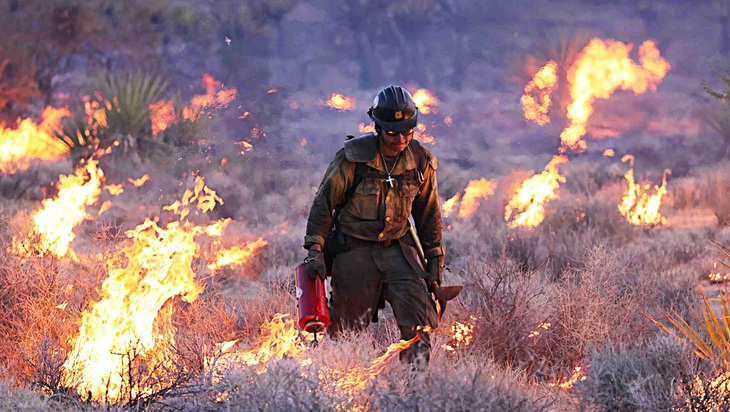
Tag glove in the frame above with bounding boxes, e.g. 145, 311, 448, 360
426, 255, 444, 292
304, 249, 326, 281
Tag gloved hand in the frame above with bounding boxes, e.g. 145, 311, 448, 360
426, 255, 444, 292
304, 249, 326, 281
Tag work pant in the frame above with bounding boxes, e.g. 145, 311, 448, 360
327, 240, 439, 364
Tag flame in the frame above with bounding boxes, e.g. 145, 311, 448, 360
333, 328, 430, 394
709, 263, 730, 283
618, 155, 670, 226
521, 60, 558, 125
323, 93, 355, 111
442, 193, 460, 218
183, 74, 238, 120
443, 317, 475, 352
603, 149, 615, 157
528, 322, 552, 338
61, 176, 249, 402
0, 107, 70, 174
505, 155, 568, 228
560, 39, 670, 152
549, 365, 588, 389
412, 89, 439, 115
235, 140, 253, 155
359, 123, 375, 134
414, 123, 435, 145
128, 174, 149, 187
459, 179, 496, 219
105, 184, 124, 195
208, 238, 268, 272
149, 100, 175, 137
12, 157, 104, 259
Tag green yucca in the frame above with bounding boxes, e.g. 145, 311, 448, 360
54, 71, 168, 152
94, 71, 168, 138
653, 243, 730, 368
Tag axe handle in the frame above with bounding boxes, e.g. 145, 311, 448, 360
408, 224, 428, 268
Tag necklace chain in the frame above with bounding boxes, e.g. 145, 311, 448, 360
380, 151, 400, 175
380, 151, 400, 188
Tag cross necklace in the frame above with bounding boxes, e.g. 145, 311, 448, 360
380, 151, 400, 188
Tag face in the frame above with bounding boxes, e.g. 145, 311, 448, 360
378, 127, 414, 156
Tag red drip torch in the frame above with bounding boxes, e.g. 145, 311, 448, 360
295, 263, 330, 346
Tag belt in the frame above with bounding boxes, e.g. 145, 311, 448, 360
345, 233, 414, 249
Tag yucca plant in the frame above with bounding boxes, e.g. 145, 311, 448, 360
54, 71, 168, 154
653, 289, 730, 367
96, 71, 168, 138
652, 242, 730, 368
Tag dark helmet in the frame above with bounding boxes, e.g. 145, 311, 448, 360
367, 85, 418, 131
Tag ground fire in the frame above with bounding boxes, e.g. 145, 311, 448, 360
618, 154, 670, 226
61, 176, 265, 402
0, 107, 70, 174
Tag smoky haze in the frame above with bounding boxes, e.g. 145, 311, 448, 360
1, 0, 728, 279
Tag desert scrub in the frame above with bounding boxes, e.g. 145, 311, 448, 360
576, 335, 697, 412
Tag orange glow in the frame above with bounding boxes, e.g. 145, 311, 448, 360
105, 184, 124, 195
359, 123, 375, 134
149, 99, 175, 137
618, 155, 670, 226
412, 88, 439, 115
528, 322, 552, 338
414, 123, 435, 145
521, 60, 558, 125
208, 238, 268, 272
128, 174, 149, 187
549, 365, 588, 389
323, 93, 355, 111
184, 74, 238, 120
0, 107, 70, 174
442, 193, 460, 218
709, 263, 730, 283
560, 39, 670, 152
443, 317, 475, 352
12, 157, 104, 259
236, 140, 253, 155
603, 149, 615, 157
505, 155, 568, 229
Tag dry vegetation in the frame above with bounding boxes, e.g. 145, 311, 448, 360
1, 0, 730, 411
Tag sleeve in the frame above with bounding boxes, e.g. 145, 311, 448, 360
411, 153, 444, 258
303, 150, 354, 250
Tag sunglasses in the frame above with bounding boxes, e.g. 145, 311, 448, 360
384, 128, 414, 137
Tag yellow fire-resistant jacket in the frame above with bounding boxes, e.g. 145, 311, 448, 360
304, 132, 444, 260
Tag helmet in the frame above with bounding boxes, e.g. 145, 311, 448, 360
368, 85, 418, 131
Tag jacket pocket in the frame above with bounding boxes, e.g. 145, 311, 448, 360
350, 180, 381, 220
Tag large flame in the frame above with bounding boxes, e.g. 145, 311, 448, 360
505, 155, 568, 229
521, 60, 558, 125
61, 176, 261, 402
12, 157, 105, 259
412, 88, 439, 115
618, 155, 670, 226
0, 107, 70, 174
560, 38, 670, 152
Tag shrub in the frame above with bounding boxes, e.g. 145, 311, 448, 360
576, 335, 696, 412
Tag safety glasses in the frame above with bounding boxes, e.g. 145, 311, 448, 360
384, 128, 414, 137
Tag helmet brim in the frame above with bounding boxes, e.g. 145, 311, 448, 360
369, 110, 418, 131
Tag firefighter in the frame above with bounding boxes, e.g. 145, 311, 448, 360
303, 85, 445, 364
